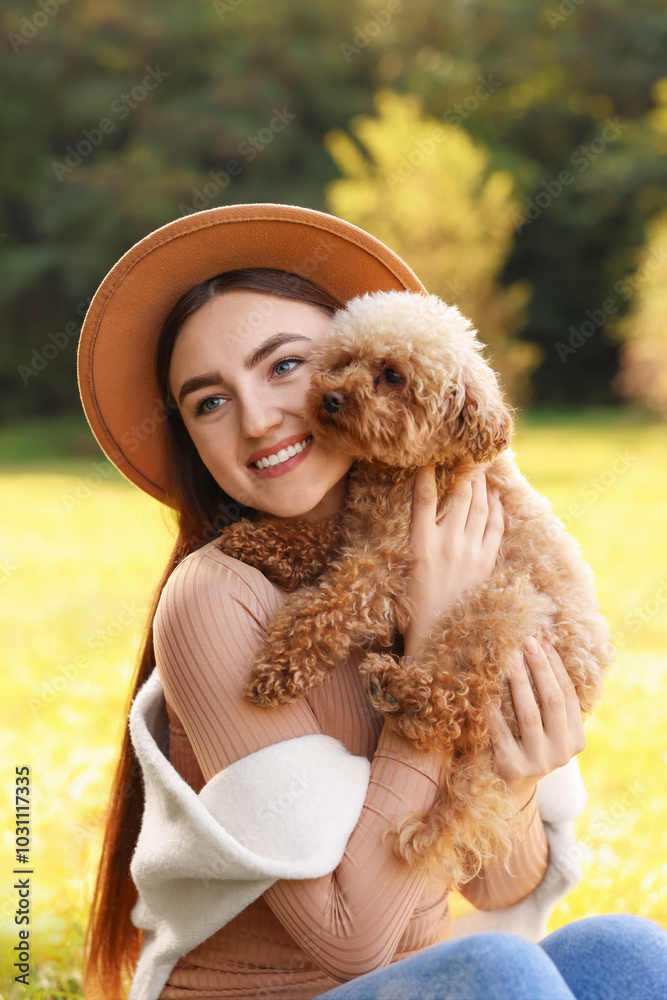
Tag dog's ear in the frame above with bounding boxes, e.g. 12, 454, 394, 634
449, 363, 513, 463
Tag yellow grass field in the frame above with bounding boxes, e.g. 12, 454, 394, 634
1, 409, 666, 998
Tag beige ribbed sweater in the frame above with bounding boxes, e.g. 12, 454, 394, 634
152, 536, 549, 999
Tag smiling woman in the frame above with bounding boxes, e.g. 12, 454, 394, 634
77, 205, 667, 1000
164, 283, 354, 521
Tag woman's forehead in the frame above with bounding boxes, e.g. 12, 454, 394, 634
169, 291, 333, 387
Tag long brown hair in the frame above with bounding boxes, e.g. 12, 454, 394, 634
82, 268, 343, 999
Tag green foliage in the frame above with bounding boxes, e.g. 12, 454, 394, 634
0, 0, 665, 420
324, 89, 537, 401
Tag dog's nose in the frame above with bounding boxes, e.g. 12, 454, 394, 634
322, 389, 347, 414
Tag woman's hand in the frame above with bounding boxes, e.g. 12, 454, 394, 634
402, 464, 504, 659
486, 638, 587, 809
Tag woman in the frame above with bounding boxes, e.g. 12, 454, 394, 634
78, 205, 667, 999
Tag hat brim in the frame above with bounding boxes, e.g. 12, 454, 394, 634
77, 203, 426, 505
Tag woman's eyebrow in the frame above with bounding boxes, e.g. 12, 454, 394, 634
244, 331, 312, 371
177, 332, 313, 404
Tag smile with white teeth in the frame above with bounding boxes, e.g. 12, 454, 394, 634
253, 436, 312, 469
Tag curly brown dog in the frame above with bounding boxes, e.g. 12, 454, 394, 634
218, 290, 614, 888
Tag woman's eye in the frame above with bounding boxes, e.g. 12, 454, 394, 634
195, 395, 225, 415
194, 358, 303, 416
272, 358, 303, 377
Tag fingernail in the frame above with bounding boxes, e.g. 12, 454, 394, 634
523, 636, 539, 654
509, 649, 523, 671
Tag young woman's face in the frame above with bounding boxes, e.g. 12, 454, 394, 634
168, 290, 354, 520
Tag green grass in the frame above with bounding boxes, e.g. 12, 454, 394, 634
1, 408, 666, 996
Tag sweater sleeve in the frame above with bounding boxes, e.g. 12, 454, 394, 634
153, 546, 448, 982
458, 788, 551, 910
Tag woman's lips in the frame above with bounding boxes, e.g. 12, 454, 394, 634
249, 435, 314, 478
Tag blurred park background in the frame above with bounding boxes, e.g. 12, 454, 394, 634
1, 0, 666, 995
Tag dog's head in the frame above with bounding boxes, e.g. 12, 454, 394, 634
306, 290, 513, 468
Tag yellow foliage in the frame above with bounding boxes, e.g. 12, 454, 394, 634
613, 210, 667, 419
324, 89, 539, 402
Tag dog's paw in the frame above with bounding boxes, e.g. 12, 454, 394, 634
360, 653, 432, 715
359, 652, 465, 751
365, 676, 401, 715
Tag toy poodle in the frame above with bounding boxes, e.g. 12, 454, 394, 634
217, 290, 613, 886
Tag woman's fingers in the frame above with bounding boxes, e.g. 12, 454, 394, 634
505, 648, 543, 769
407, 467, 505, 655
539, 639, 587, 755
412, 466, 476, 542
486, 698, 522, 765
480, 484, 504, 563
410, 464, 439, 550
412, 467, 501, 543
460, 469, 490, 545
506, 638, 585, 777
512, 641, 562, 771
439, 473, 474, 537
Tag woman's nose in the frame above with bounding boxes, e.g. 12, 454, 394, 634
238, 395, 283, 440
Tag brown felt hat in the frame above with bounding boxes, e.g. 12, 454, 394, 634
77, 203, 426, 505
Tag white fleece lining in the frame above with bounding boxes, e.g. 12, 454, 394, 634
127, 668, 371, 1000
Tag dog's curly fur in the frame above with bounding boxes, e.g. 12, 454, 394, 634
217, 290, 614, 888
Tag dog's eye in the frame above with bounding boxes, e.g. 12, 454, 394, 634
383, 367, 404, 385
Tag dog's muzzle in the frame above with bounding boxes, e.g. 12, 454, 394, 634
322, 389, 347, 414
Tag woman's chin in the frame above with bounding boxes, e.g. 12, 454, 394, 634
254, 475, 350, 522
255, 497, 334, 521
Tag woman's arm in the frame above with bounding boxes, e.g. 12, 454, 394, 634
458, 786, 550, 910
154, 547, 450, 981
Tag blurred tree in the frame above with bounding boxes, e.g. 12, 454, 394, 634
612, 207, 667, 419
396, 1, 667, 405
0, 0, 371, 422
0, 0, 665, 420
324, 89, 538, 402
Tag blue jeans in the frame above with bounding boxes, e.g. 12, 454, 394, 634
314, 915, 667, 999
